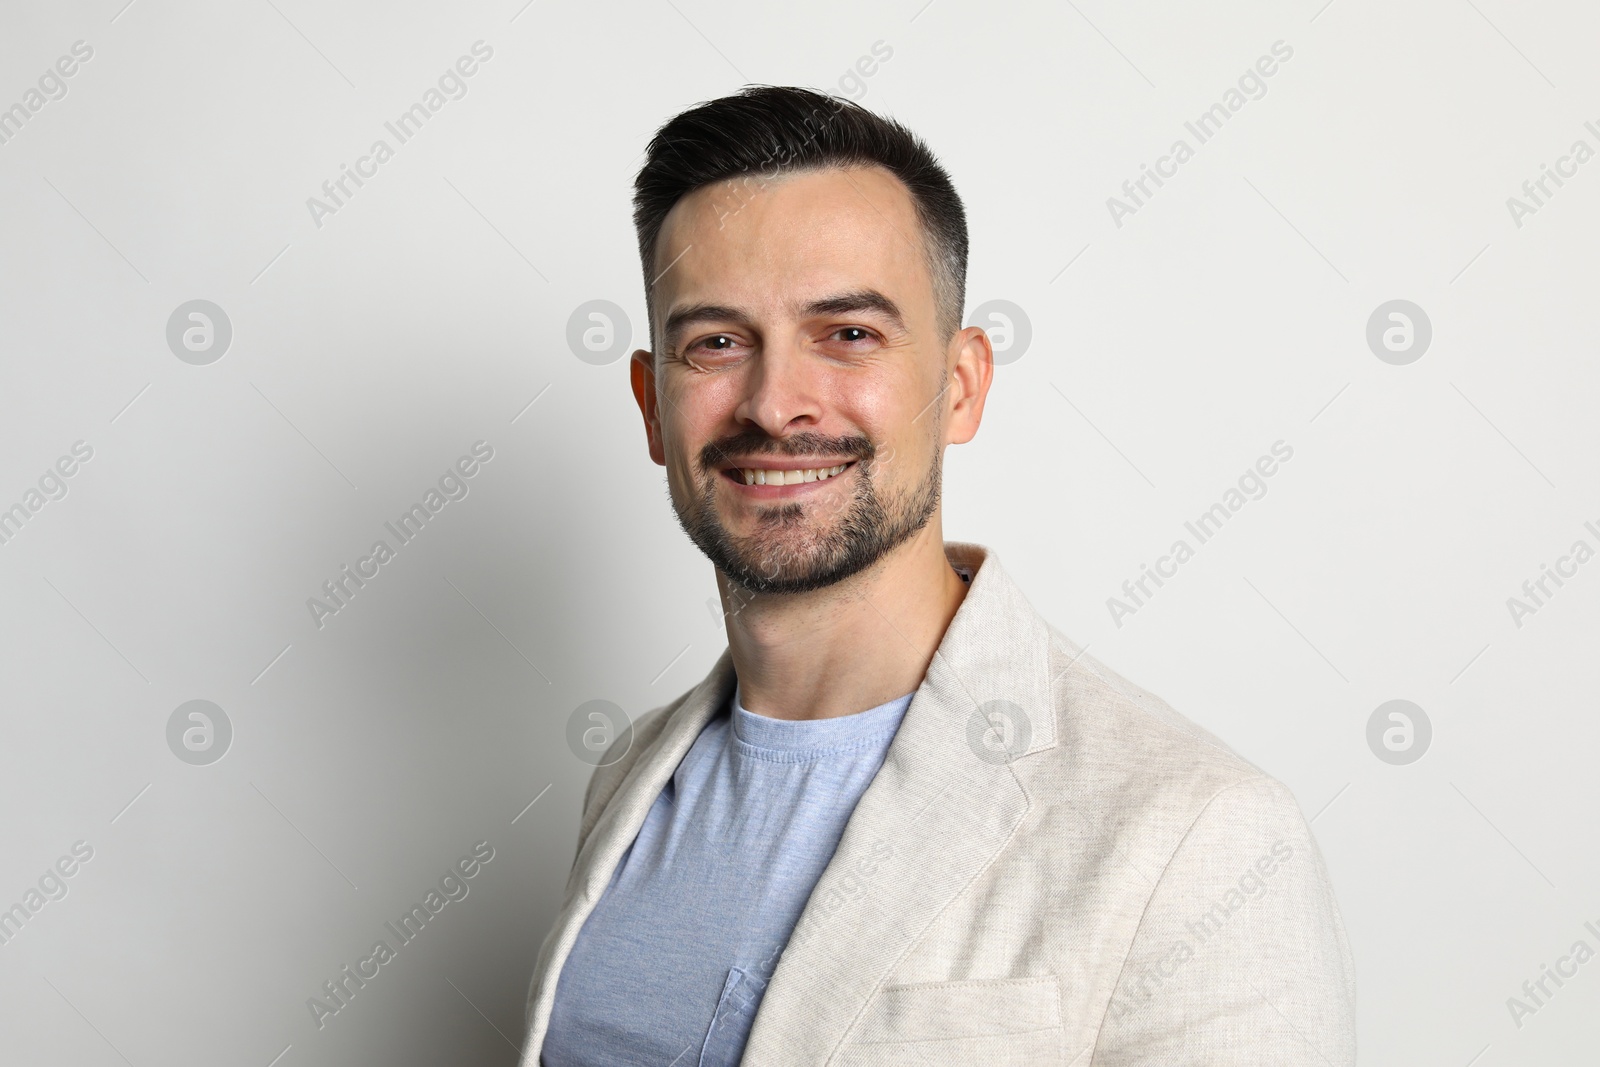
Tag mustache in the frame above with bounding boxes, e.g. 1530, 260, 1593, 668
698, 429, 874, 473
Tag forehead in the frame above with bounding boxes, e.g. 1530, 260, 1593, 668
651, 165, 934, 329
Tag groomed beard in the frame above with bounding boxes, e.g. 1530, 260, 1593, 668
672, 427, 942, 595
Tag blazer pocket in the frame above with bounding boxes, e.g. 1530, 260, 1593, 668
840, 974, 1063, 1066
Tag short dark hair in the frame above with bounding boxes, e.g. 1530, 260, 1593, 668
632, 85, 968, 348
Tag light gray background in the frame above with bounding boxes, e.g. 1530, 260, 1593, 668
2, 0, 1596, 1063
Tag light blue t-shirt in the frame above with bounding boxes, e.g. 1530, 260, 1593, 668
542, 682, 914, 1067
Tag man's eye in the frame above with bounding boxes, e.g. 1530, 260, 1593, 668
833, 327, 874, 343
696, 335, 736, 351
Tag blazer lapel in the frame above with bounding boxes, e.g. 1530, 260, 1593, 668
740, 543, 1058, 1065
521, 650, 737, 1061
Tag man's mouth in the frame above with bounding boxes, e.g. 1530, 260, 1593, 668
720, 461, 856, 486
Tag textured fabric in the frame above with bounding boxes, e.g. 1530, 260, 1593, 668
541, 685, 913, 1067
521, 543, 1357, 1066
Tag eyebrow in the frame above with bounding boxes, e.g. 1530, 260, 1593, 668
802, 289, 906, 331
662, 303, 751, 352
661, 288, 907, 351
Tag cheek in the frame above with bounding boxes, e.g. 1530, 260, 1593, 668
818, 356, 918, 427
839, 363, 935, 450
665, 372, 749, 462
661, 436, 703, 497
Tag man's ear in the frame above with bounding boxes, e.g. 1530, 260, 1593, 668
630, 348, 667, 466
944, 325, 994, 446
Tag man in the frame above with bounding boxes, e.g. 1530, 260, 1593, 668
522, 86, 1355, 1066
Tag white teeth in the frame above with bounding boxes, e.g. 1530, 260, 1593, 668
736, 463, 849, 485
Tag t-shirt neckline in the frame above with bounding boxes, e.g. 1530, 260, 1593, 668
730, 682, 915, 755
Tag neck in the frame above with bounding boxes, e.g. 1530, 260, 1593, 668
717, 521, 969, 721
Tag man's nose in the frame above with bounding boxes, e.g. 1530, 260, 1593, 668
732, 335, 822, 437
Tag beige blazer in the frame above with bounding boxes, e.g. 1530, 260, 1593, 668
520, 542, 1356, 1065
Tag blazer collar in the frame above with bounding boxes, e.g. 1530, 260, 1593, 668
740, 540, 1058, 1063
521, 651, 737, 1060
521, 542, 1058, 1063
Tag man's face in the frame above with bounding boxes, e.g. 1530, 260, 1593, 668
631, 165, 984, 595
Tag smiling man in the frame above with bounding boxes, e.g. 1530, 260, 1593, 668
520, 87, 1355, 1066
